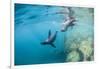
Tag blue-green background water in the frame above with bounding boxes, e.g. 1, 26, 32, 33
15, 3, 94, 65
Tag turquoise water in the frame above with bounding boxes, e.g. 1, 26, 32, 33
15, 4, 94, 65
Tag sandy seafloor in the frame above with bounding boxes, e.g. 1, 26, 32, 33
14, 3, 94, 65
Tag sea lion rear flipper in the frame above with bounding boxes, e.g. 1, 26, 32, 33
48, 30, 51, 38
50, 43, 56, 48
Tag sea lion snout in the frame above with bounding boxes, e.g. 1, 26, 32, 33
61, 29, 65, 32
61, 27, 66, 32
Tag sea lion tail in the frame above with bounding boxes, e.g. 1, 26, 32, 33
50, 43, 56, 48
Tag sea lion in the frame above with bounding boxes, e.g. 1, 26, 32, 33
41, 30, 58, 48
61, 16, 76, 32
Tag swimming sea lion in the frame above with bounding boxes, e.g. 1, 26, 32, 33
41, 30, 58, 48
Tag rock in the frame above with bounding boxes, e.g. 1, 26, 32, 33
66, 50, 80, 62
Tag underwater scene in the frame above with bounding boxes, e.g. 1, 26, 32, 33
14, 3, 94, 65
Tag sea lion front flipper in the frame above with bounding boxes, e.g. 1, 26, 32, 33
48, 30, 51, 38
50, 43, 56, 48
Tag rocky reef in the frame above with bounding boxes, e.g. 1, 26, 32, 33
64, 33, 94, 62
64, 8, 94, 62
